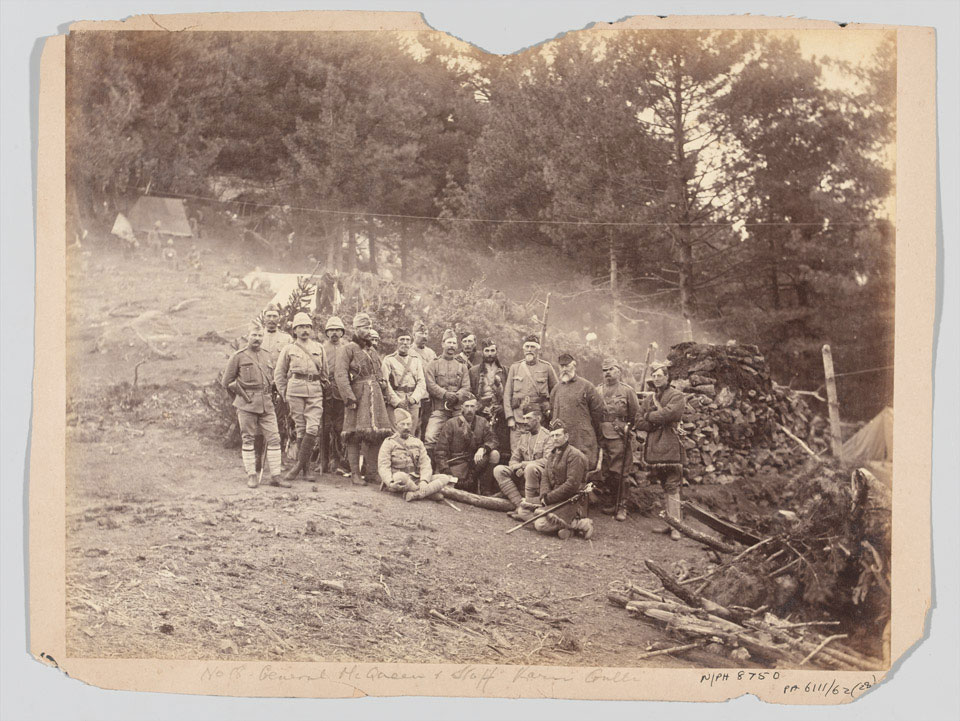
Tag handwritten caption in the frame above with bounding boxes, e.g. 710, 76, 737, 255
700, 671, 879, 700
200, 664, 642, 694
199, 664, 878, 699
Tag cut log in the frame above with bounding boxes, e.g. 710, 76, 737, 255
644, 559, 747, 623
659, 512, 739, 554
681, 502, 763, 546
441, 487, 514, 511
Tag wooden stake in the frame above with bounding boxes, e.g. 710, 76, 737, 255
777, 423, 821, 459
821, 345, 844, 461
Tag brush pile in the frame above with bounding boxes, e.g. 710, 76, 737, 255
664, 342, 830, 484
608, 559, 884, 670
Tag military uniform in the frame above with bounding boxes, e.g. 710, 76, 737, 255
493, 424, 553, 507
321, 337, 346, 470
550, 375, 604, 468
503, 359, 558, 450
410, 343, 437, 438
597, 380, 641, 500
222, 345, 281, 479
260, 329, 292, 363
423, 355, 471, 450
534, 441, 591, 536
382, 351, 428, 432
274, 339, 326, 438
434, 413, 501, 494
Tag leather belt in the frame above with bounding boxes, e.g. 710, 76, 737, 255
292, 372, 322, 381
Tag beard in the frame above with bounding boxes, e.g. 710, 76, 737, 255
524, 352, 535, 362
399, 430, 411, 439
560, 371, 573, 383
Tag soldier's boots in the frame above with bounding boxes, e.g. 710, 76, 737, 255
283, 435, 306, 482
404, 478, 448, 502
614, 503, 628, 522
269, 475, 292, 488
247, 473, 259, 489
301, 434, 318, 482
346, 443, 365, 486
558, 518, 595, 541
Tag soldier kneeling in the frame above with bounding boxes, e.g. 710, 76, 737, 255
533, 420, 594, 540
378, 409, 455, 501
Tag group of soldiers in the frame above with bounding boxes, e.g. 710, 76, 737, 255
222, 309, 687, 541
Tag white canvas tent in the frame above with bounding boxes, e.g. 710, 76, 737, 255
127, 196, 193, 237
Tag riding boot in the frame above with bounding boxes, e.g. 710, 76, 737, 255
361, 441, 380, 484
346, 442, 364, 486
300, 434, 318, 482
282, 434, 305, 482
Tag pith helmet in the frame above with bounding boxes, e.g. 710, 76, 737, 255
292, 312, 313, 329
324, 316, 345, 332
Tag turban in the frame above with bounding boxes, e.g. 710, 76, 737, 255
442, 328, 457, 342
522, 334, 540, 346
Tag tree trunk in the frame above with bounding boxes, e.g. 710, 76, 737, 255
609, 233, 621, 343
345, 222, 357, 272
368, 223, 378, 276
399, 224, 409, 282
670, 54, 696, 324
768, 233, 781, 310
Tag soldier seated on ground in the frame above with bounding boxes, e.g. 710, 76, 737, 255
493, 403, 553, 521
434, 393, 500, 494
377, 409, 455, 502
532, 420, 594, 540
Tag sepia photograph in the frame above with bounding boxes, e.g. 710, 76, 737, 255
25, 9, 940, 703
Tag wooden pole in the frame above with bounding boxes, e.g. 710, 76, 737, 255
821, 344, 844, 462
540, 292, 551, 349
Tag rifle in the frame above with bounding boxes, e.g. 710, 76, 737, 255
505, 482, 594, 534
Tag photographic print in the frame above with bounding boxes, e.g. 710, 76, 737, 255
30, 11, 936, 702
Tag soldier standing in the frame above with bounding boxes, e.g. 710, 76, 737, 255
410, 320, 436, 439
260, 304, 291, 361
502, 334, 558, 451
456, 332, 479, 367
260, 303, 293, 460
596, 357, 640, 521
423, 329, 471, 455
470, 339, 509, 459
493, 403, 553, 520
533, 420, 594, 539
382, 329, 428, 432
550, 352, 604, 469
320, 316, 347, 474
221, 322, 287, 489
334, 324, 392, 486
636, 362, 686, 541
274, 312, 327, 483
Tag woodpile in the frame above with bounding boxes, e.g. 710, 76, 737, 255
663, 342, 830, 484
607, 561, 884, 670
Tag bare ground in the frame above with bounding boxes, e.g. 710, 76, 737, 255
64, 237, 742, 668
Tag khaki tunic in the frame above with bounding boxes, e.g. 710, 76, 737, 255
503, 360, 558, 424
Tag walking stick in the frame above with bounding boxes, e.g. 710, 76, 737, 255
505, 483, 594, 534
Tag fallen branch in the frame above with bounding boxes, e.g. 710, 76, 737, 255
428, 609, 484, 638
166, 297, 201, 314
635, 641, 705, 661
679, 537, 775, 586
659, 512, 739, 554
800, 633, 848, 666
644, 559, 747, 623
681, 502, 763, 546
777, 423, 821, 459
441, 486, 513, 511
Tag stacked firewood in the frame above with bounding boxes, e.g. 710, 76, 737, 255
662, 342, 829, 484
608, 560, 883, 670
